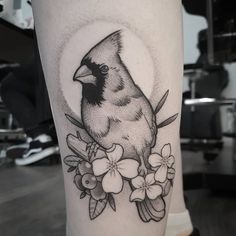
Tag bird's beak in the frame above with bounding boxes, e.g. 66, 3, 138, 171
73, 65, 96, 85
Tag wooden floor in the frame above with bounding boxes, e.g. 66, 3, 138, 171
0, 165, 66, 236
0, 150, 236, 236
186, 190, 236, 236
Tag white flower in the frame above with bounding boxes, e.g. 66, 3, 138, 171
130, 173, 162, 202
92, 144, 139, 194
148, 144, 174, 183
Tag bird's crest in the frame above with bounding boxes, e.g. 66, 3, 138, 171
104, 30, 122, 54
83, 30, 122, 65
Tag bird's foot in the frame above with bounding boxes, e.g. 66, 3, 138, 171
138, 164, 148, 176
86, 142, 100, 160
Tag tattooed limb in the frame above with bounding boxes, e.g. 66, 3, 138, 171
32, 0, 189, 236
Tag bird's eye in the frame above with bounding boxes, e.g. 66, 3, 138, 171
100, 65, 109, 74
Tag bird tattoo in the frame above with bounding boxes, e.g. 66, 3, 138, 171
69, 30, 178, 222
73, 30, 156, 176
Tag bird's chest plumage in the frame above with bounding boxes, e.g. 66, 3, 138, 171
81, 98, 154, 158
82, 100, 111, 139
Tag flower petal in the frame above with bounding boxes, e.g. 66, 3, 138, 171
167, 155, 175, 167
117, 159, 139, 178
161, 143, 171, 158
146, 185, 162, 200
106, 144, 124, 162
148, 153, 163, 168
131, 176, 145, 188
145, 173, 155, 185
91, 182, 107, 200
130, 188, 145, 202
102, 169, 123, 193
155, 165, 168, 183
92, 158, 109, 176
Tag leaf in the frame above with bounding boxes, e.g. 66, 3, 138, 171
163, 180, 172, 197
108, 194, 116, 212
67, 166, 76, 172
65, 114, 84, 129
156, 113, 178, 129
89, 197, 107, 220
80, 191, 87, 199
64, 155, 81, 167
167, 168, 175, 180
154, 90, 169, 114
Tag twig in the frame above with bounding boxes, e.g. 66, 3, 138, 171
66, 133, 105, 162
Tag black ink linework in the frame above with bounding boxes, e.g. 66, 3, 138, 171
63, 30, 177, 222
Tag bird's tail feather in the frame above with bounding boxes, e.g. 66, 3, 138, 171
136, 197, 166, 222
129, 182, 166, 222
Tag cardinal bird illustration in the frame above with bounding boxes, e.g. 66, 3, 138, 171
72, 30, 177, 222
73, 30, 156, 174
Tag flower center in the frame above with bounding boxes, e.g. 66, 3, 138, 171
162, 156, 169, 165
141, 182, 150, 191
108, 161, 118, 171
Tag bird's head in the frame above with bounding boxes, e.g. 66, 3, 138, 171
73, 30, 122, 105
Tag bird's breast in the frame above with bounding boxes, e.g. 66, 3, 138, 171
81, 99, 154, 159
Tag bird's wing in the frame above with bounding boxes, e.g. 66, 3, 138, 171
132, 93, 157, 148
125, 86, 157, 148
150, 113, 157, 147
142, 106, 157, 148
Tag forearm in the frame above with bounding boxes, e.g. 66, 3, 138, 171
32, 1, 183, 235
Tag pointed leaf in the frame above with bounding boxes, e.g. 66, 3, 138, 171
163, 180, 172, 197
67, 166, 77, 172
65, 114, 84, 129
167, 168, 175, 180
89, 197, 107, 220
64, 155, 81, 167
108, 194, 116, 212
80, 191, 87, 199
154, 90, 169, 114
157, 113, 178, 129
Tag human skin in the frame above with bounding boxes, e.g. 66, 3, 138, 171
32, 1, 186, 235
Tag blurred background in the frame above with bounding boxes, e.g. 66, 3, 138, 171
0, 0, 236, 235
